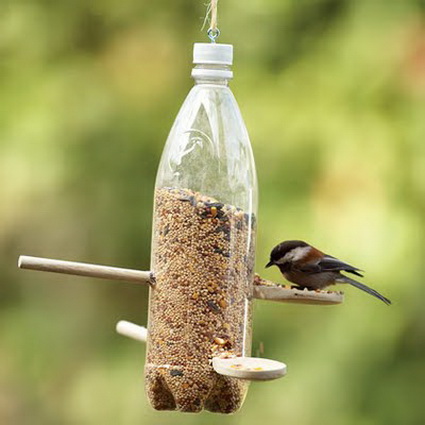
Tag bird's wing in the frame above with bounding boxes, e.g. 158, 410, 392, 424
296, 255, 364, 277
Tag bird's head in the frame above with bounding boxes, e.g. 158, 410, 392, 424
265, 240, 312, 269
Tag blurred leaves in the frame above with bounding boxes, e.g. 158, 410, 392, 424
1, 0, 424, 424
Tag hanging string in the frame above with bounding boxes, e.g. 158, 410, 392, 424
204, 0, 220, 43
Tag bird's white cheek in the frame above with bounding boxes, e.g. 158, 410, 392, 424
283, 246, 312, 262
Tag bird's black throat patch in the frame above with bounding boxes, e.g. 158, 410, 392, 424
277, 262, 291, 273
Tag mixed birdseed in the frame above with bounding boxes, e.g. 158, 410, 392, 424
145, 187, 256, 413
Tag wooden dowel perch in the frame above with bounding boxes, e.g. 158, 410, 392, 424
18, 255, 155, 286
116, 321, 147, 342
18, 256, 343, 305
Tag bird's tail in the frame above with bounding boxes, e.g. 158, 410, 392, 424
338, 276, 391, 305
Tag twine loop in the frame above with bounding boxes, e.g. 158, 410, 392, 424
204, 0, 220, 43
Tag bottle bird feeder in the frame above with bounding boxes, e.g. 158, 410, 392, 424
18, 42, 343, 414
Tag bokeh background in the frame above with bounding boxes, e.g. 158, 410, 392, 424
1, 0, 424, 424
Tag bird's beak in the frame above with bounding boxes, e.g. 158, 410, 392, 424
265, 260, 274, 268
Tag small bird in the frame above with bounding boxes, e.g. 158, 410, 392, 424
266, 240, 391, 305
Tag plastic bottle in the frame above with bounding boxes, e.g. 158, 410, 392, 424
145, 43, 258, 413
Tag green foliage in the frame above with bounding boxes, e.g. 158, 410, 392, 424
1, 0, 424, 423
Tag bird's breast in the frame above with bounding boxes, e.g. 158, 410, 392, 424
284, 270, 337, 290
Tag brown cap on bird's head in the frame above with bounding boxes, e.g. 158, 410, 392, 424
266, 240, 310, 268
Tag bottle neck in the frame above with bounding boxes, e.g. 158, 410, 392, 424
191, 64, 232, 86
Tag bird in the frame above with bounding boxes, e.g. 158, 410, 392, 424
265, 240, 391, 305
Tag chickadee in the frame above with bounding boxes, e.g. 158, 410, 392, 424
266, 240, 391, 305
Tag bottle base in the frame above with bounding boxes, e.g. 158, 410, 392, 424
145, 366, 249, 413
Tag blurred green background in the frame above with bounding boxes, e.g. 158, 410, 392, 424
1, 0, 424, 424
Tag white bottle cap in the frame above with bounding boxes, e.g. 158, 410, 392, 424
193, 43, 233, 65
192, 43, 233, 80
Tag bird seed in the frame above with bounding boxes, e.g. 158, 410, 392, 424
145, 187, 256, 413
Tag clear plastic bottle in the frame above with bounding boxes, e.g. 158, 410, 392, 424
146, 43, 258, 413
